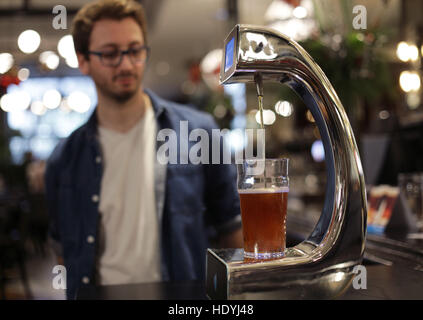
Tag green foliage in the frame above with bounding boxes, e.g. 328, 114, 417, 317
300, 30, 395, 113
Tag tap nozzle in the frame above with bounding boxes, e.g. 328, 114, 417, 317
254, 73, 264, 97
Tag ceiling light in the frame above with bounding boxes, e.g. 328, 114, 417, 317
397, 42, 419, 62
40, 51, 60, 70
30, 100, 46, 116
255, 109, 276, 125
408, 44, 419, 61
275, 100, 293, 117
17, 68, 30, 81
58, 35, 79, 68
399, 71, 421, 92
293, 6, 307, 19
65, 55, 79, 68
67, 91, 91, 113
57, 35, 74, 59
406, 92, 420, 109
396, 42, 409, 62
18, 30, 41, 54
0, 91, 31, 112
0, 53, 14, 74
43, 89, 62, 109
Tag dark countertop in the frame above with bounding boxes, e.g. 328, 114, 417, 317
340, 264, 423, 300
77, 280, 206, 300
77, 263, 423, 300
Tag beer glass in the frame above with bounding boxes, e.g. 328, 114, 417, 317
237, 158, 289, 260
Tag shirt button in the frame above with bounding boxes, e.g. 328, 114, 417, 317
87, 235, 95, 244
82, 276, 90, 284
95, 156, 101, 164
92, 194, 99, 203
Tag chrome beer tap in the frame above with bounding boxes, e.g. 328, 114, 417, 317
206, 25, 367, 299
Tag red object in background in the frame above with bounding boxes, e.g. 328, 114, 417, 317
0, 74, 20, 89
189, 62, 202, 84
283, 0, 301, 7
367, 186, 399, 229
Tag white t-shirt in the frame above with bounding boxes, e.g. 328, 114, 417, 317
96, 98, 161, 285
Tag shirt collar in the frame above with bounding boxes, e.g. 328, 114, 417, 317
144, 88, 168, 119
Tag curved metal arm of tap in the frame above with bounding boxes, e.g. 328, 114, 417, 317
220, 25, 367, 269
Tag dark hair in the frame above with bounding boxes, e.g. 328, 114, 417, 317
72, 0, 148, 58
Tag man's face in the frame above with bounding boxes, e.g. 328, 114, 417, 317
78, 17, 147, 102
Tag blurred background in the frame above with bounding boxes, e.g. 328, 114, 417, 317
1, 0, 423, 299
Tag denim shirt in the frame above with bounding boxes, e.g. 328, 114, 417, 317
45, 89, 241, 299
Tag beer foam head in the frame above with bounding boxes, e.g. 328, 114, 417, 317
238, 187, 289, 194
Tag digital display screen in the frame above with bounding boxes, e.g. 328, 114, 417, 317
224, 37, 235, 72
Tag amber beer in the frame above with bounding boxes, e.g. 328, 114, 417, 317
237, 158, 289, 259
239, 188, 288, 259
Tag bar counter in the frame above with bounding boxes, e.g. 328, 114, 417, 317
77, 234, 423, 300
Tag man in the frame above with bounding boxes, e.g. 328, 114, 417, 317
45, 0, 242, 299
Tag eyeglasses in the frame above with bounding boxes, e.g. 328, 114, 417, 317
87, 45, 150, 67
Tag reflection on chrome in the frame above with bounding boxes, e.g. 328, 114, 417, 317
240, 32, 278, 61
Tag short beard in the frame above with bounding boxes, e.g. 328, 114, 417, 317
96, 81, 139, 103
89, 68, 141, 103
110, 89, 138, 103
